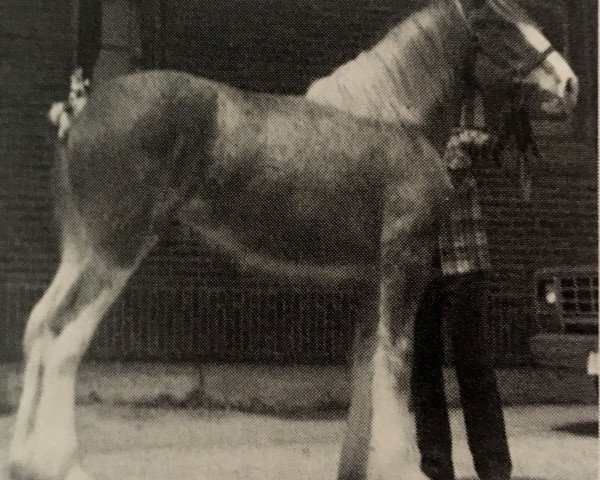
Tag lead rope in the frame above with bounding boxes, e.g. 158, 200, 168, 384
455, 82, 542, 203
459, 87, 490, 145
494, 87, 540, 202
446, 88, 492, 172
514, 93, 539, 202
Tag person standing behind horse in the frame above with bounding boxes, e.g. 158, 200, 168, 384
411, 94, 512, 480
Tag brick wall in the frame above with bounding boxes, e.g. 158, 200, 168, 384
478, 139, 597, 362
0, 0, 596, 364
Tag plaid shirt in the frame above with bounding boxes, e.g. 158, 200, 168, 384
438, 130, 492, 276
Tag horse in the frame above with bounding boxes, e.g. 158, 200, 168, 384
304, 1, 577, 477
8, 1, 577, 479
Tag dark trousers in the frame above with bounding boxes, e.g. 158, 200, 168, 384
411, 268, 512, 480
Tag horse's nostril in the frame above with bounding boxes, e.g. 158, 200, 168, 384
565, 77, 573, 94
564, 76, 579, 107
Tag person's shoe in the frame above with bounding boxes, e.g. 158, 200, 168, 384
478, 461, 512, 480
421, 464, 455, 480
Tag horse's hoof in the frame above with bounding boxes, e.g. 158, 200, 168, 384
65, 465, 92, 480
6, 458, 84, 480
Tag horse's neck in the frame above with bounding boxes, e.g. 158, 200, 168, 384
307, 3, 470, 140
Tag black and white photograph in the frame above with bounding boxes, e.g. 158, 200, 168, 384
0, 1, 597, 479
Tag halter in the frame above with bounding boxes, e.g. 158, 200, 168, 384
452, 0, 556, 79
451, 0, 557, 127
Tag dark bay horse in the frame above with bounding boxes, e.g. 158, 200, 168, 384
9, 1, 577, 479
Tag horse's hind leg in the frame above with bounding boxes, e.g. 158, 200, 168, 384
9, 241, 86, 465
8, 237, 152, 480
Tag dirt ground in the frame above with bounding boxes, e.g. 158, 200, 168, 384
0, 404, 596, 480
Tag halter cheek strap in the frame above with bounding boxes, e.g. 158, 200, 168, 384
452, 0, 476, 37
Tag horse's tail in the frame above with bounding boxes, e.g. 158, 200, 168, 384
48, 97, 89, 140
48, 101, 67, 127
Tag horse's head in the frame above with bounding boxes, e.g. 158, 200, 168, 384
458, 0, 578, 115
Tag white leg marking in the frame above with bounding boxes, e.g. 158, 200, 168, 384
365, 273, 429, 480
9, 334, 44, 467
10, 252, 83, 465
338, 322, 375, 480
28, 267, 131, 480
367, 341, 426, 480
9, 245, 135, 480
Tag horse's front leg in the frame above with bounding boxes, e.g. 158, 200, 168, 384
366, 182, 438, 480
338, 238, 434, 480
367, 262, 431, 480
338, 297, 378, 480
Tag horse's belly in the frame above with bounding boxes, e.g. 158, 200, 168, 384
192, 224, 377, 283
177, 194, 380, 283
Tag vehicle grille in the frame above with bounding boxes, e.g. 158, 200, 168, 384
559, 275, 598, 320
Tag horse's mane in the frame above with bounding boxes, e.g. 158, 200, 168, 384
306, 1, 466, 125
